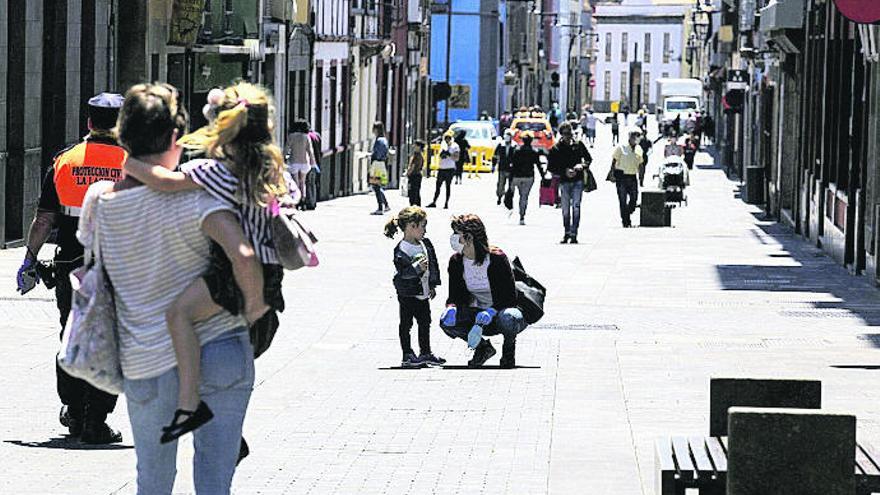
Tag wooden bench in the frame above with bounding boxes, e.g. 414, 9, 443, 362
655, 436, 880, 495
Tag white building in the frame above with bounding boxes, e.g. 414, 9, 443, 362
593, 0, 692, 111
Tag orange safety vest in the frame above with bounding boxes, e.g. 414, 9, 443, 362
53, 141, 127, 215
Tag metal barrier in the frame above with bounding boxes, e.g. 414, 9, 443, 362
427, 144, 495, 173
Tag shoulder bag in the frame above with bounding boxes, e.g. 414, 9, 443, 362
511, 256, 546, 325
58, 189, 123, 395
270, 198, 319, 271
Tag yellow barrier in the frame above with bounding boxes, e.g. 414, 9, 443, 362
427, 144, 494, 173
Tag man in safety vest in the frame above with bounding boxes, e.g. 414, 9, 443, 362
16, 93, 126, 444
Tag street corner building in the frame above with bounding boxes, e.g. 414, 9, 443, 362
0, 0, 435, 247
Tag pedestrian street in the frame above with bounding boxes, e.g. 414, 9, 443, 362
2, 126, 880, 494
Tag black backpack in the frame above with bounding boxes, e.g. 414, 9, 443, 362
511, 257, 546, 325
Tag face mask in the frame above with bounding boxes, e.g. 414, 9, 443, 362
450, 234, 464, 253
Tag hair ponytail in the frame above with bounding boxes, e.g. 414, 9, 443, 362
177, 83, 286, 207
384, 216, 400, 238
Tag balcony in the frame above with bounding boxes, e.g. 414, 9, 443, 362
759, 0, 804, 54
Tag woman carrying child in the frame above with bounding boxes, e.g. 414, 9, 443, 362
124, 82, 293, 444
385, 207, 445, 368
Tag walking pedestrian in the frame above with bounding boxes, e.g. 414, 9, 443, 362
384, 207, 445, 368
683, 134, 697, 170
304, 126, 322, 210
123, 82, 294, 448
286, 120, 317, 209
369, 121, 391, 214
610, 130, 644, 228
693, 111, 703, 149
493, 130, 515, 205
427, 133, 458, 209
88, 82, 262, 493
664, 135, 683, 158
637, 132, 653, 187
406, 140, 426, 206
548, 102, 563, 131
582, 109, 597, 147
509, 132, 545, 225
607, 113, 620, 144
453, 130, 470, 184
702, 114, 715, 145
17, 92, 125, 444
548, 122, 592, 244
439, 214, 528, 369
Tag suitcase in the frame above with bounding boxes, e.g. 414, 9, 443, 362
539, 178, 557, 206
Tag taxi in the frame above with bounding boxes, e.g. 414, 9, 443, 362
510, 110, 555, 151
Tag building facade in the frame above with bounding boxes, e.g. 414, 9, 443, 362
593, 0, 691, 112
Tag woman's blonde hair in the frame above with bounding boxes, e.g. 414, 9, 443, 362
384, 206, 427, 238
178, 82, 286, 206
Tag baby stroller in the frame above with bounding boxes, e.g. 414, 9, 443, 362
657, 156, 688, 206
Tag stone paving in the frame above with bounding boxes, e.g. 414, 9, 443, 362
2, 120, 880, 494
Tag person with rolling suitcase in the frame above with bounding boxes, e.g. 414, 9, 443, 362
509, 132, 545, 225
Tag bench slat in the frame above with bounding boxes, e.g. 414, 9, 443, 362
705, 436, 727, 473
655, 439, 677, 495
655, 438, 676, 471
688, 436, 715, 476
672, 436, 696, 481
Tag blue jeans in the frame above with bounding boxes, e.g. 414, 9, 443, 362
124, 330, 254, 495
440, 307, 527, 359
559, 180, 584, 237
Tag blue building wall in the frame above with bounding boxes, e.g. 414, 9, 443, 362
431, 0, 482, 123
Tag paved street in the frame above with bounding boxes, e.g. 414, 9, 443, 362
2, 122, 880, 494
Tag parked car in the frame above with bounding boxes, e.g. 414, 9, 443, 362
428, 120, 499, 172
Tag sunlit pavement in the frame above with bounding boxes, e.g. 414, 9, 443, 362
2, 117, 880, 494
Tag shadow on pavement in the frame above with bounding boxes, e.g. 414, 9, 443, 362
4, 437, 133, 451
440, 365, 541, 370
830, 365, 880, 370
714, 222, 880, 341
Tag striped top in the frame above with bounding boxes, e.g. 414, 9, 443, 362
82, 182, 245, 380
181, 159, 280, 265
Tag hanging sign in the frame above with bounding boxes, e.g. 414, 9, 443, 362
834, 0, 880, 24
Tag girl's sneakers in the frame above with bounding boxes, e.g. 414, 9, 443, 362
401, 353, 424, 368
419, 353, 446, 367
401, 352, 446, 368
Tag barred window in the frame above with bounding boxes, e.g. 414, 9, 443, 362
604, 70, 611, 100
663, 33, 671, 63
620, 71, 628, 101
621, 33, 628, 62
644, 33, 651, 63
605, 33, 612, 62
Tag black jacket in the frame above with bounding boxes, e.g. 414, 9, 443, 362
547, 140, 592, 183
510, 145, 543, 178
393, 238, 441, 297
493, 142, 515, 173
446, 249, 517, 310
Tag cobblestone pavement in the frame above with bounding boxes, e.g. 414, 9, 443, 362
2, 120, 880, 494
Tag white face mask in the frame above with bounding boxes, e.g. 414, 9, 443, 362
450, 233, 464, 253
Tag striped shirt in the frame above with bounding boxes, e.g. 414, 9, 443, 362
83, 183, 245, 380
181, 159, 279, 265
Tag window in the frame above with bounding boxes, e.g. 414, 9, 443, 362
620, 71, 628, 101
643, 71, 651, 103
621, 33, 628, 62
604, 70, 611, 100
605, 33, 612, 62
644, 33, 651, 63
663, 33, 671, 63
662, 72, 669, 79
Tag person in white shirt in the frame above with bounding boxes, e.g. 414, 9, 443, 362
427, 133, 458, 209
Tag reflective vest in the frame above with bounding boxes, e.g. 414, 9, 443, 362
53, 141, 127, 216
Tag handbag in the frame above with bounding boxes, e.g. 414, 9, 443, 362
400, 175, 409, 197
511, 256, 546, 325
270, 199, 319, 271
58, 194, 123, 395
584, 169, 598, 193
606, 166, 616, 183
503, 187, 514, 210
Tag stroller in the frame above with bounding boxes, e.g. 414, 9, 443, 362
657, 156, 688, 206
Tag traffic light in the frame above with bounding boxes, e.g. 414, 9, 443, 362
550, 72, 560, 88
432, 82, 452, 103
723, 89, 745, 113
